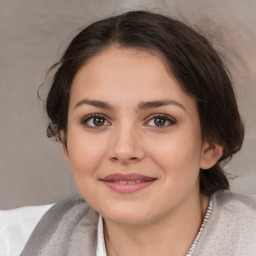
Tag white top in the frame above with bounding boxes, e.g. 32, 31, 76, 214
96, 216, 107, 256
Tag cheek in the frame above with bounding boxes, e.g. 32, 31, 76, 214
66, 133, 107, 204
66, 131, 106, 177
148, 130, 203, 177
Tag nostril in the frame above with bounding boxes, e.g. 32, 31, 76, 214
110, 156, 139, 163
111, 156, 119, 161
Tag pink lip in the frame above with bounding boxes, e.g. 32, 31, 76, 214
100, 173, 157, 193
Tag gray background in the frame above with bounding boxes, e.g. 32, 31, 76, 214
0, 0, 255, 210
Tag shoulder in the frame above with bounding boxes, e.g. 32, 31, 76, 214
212, 190, 256, 232
21, 195, 99, 256
39, 194, 98, 225
194, 190, 256, 255
213, 190, 256, 217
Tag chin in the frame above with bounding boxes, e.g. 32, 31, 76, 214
100, 204, 157, 226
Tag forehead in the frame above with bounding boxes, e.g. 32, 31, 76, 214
69, 45, 196, 112
75, 45, 170, 81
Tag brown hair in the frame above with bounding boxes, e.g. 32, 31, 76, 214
45, 11, 244, 196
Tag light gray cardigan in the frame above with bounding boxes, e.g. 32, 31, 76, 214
21, 191, 256, 256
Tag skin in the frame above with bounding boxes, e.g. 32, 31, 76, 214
62, 45, 223, 256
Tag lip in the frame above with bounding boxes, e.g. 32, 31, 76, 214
100, 173, 157, 193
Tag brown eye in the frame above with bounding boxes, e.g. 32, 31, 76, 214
154, 117, 167, 127
93, 117, 105, 126
146, 115, 176, 128
82, 115, 110, 128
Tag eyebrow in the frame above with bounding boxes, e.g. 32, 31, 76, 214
137, 100, 186, 112
74, 99, 114, 110
74, 98, 186, 112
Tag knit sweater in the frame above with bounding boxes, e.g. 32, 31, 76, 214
21, 191, 256, 256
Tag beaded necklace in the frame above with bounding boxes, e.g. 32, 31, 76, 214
186, 197, 213, 255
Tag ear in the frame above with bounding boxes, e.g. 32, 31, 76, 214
60, 130, 69, 161
200, 141, 223, 170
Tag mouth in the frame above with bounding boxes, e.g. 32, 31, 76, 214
100, 173, 157, 193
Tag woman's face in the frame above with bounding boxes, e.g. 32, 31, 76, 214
63, 45, 219, 225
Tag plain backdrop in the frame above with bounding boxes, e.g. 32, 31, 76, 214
0, 0, 255, 209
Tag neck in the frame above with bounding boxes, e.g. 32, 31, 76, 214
104, 193, 209, 256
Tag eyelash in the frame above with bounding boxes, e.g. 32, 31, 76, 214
81, 114, 111, 128
145, 114, 176, 128
81, 114, 176, 129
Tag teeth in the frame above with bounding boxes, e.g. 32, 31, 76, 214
113, 180, 143, 184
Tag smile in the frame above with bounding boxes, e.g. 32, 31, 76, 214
109, 180, 148, 184
100, 173, 157, 193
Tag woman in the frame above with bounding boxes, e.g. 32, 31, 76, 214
21, 11, 256, 256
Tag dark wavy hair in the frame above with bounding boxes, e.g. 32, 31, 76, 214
45, 10, 244, 196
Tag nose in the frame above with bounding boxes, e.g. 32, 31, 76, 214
108, 125, 145, 165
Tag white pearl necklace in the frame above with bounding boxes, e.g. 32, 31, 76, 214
186, 197, 213, 256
